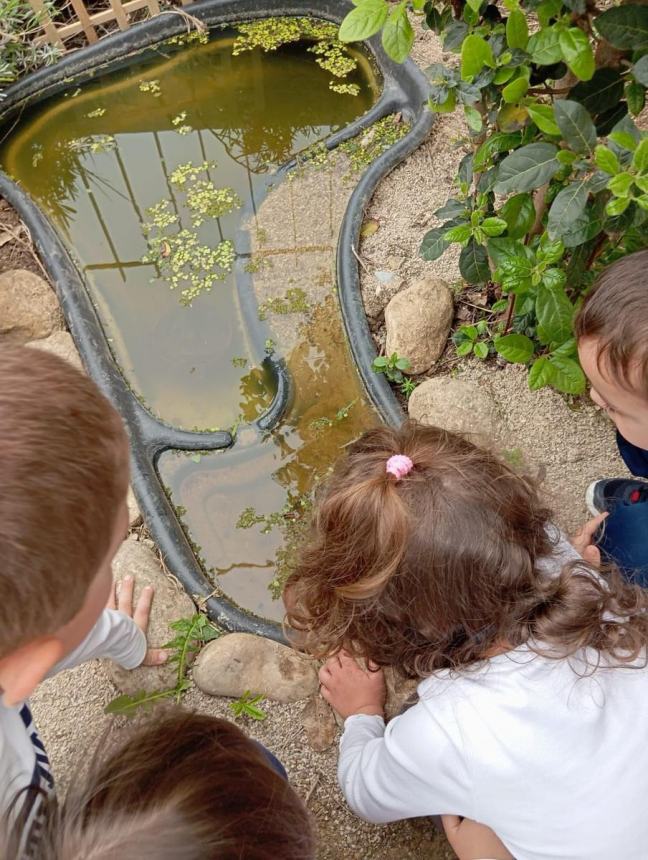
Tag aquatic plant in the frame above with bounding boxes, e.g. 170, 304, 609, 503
138, 79, 161, 97
142, 161, 241, 305
85, 107, 106, 118
69, 134, 116, 155
232, 17, 361, 95
258, 287, 309, 320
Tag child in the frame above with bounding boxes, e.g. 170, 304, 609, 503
0, 345, 164, 837
286, 422, 648, 860
574, 248, 648, 580
1, 710, 315, 859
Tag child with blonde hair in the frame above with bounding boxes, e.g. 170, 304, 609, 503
287, 422, 648, 860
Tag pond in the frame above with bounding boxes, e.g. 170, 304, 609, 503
0, 23, 382, 622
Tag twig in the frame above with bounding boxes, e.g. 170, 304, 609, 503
305, 773, 321, 806
503, 293, 515, 334
351, 243, 371, 274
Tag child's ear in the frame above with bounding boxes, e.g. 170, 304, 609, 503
0, 637, 65, 707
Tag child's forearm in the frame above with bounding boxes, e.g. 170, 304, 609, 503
49, 609, 146, 676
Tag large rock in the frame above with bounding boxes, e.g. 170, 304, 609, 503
27, 330, 81, 368
408, 376, 498, 446
0, 269, 61, 344
193, 632, 319, 703
384, 278, 453, 374
301, 694, 337, 751
104, 536, 195, 694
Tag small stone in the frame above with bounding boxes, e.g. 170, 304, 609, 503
0, 269, 62, 344
104, 537, 195, 695
193, 633, 319, 703
408, 377, 499, 447
27, 330, 81, 368
384, 278, 454, 374
301, 694, 337, 751
126, 486, 142, 528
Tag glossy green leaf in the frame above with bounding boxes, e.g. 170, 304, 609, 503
474, 131, 522, 169
444, 223, 473, 243
626, 81, 646, 116
548, 355, 586, 394
500, 193, 535, 238
339, 0, 389, 42
569, 68, 625, 115
459, 240, 491, 284
488, 236, 534, 266
605, 196, 630, 217
633, 138, 648, 173
506, 9, 529, 49
456, 340, 474, 356
465, 105, 483, 132
382, 4, 415, 62
594, 144, 620, 175
594, 5, 648, 50
528, 355, 555, 390
633, 54, 648, 86
481, 217, 508, 237
547, 182, 590, 247
474, 342, 490, 359
536, 283, 574, 345
420, 227, 449, 261
526, 103, 560, 136
554, 100, 597, 154
558, 28, 595, 81
494, 143, 560, 194
497, 103, 529, 132
495, 333, 534, 364
502, 75, 529, 104
537, 236, 565, 264
461, 35, 495, 79
608, 172, 635, 197
527, 27, 562, 65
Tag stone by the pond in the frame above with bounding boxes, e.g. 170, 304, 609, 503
104, 536, 195, 695
364, 274, 405, 320
0, 269, 61, 345
384, 278, 453, 374
193, 633, 319, 703
408, 376, 498, 446
126, 486, 142, 529
301, 694, 337, 751
27, 330, 81, 368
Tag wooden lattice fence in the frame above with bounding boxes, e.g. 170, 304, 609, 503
27, 0, 194, 49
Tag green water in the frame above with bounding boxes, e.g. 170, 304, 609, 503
0, 29, 381, 621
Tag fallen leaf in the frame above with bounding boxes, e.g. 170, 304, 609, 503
360, 218, 380, 239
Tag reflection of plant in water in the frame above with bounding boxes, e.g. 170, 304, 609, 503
142, 161, 241, 305
258, 287, 309, 320
236, 492, 313, 599
233, 17, 360, 96
69, 134, 116, 155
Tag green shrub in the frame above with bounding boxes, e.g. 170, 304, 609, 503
0, 0, 61, 95
340, 0, 648, 395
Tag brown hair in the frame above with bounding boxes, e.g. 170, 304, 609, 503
1, 711, 315, 860
574, 249, 648, 394
286, 422, 648, 678
0, 346, 128, 658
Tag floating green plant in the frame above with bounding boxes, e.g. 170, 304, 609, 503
165, 30, 209, 48
310, 399, 357, 434
231, 356, 247, 368
233, 17, 360, 95
258, 287, 309, 320
85, 107, 105, 118
139, 79, 161, 96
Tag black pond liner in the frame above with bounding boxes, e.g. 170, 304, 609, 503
0, 0, 433, 642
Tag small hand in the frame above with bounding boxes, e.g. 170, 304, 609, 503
442, 815, 513, 860
107, 576, 168, 667
318, 650, 386, 720
571, 511, 608, 566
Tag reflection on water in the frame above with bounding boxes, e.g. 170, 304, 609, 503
0, 29, 381, 622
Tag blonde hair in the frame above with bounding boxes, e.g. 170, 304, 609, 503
0, 346, 128, 657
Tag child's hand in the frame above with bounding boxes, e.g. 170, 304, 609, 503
442, 815, 513, 860
318, 651, 386, 719
107, 576, 168, 667
571, 511, 608, 566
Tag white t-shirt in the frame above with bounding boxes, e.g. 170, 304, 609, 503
0, 608, 145, 820
338, 539, 648, 860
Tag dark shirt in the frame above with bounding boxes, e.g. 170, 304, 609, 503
617, 431, 648, 479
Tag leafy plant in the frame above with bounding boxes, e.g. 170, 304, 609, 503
453, 319, 494, 358
372, 352, 412, 383
340, 0, 648, 394
400, 377, 419, 398
228, 690, 267, 721
105, 613, 221, 716
0, 0, 61, 95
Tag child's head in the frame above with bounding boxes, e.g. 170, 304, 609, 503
286, 422, 648, 677
0, 346, 129, 704
575, 249, 648, 448
2, 711, 315, 860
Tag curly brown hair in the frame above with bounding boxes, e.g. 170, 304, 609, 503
285, 422, 648, 678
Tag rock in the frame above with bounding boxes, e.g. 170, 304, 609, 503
408, 377, 499, 446
364, 275, 405, 319
0, 269, 61, 345
104, 536, 195, 694
27, 330, 81, 368
301, 694, 337, 751
384, 667, 418, 721
384, 278, 453, 374
126, 487, 142, 528
193, 633, 319, 703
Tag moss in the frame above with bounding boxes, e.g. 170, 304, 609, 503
258, 287, 309, 320
232, 17, 360, 95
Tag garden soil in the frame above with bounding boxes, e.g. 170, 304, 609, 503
2, 17, 633, 860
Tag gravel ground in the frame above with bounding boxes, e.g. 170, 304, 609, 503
5, 15, 631, 860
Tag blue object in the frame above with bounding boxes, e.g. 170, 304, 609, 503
254, 741, 288, 780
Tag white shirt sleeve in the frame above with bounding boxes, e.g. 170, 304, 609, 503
338, 700, 473, 823
49, 608, 146, 676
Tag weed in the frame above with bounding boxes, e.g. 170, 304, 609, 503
400, 377, 418, 399
372, 352, 411, 385
228, 690, 267, 721
452, 319, 495, 360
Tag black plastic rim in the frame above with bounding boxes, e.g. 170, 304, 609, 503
0, 0, 433, 641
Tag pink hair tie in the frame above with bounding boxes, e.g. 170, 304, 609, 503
385, 454, 413, 481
